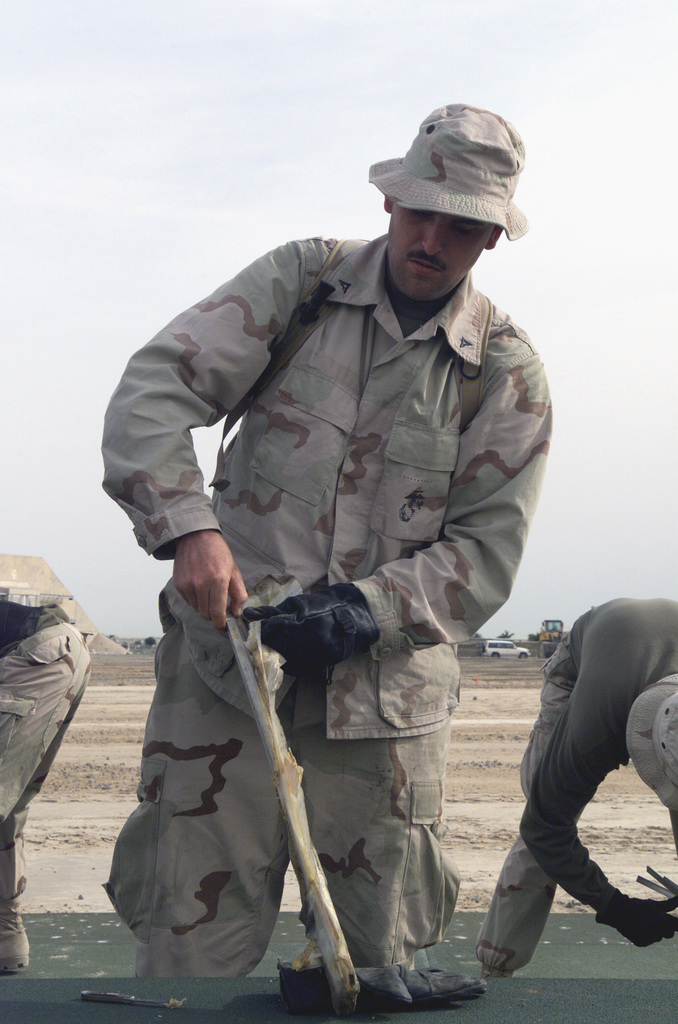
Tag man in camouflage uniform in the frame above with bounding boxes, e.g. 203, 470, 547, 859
476, 598, 678, 977
102, 104, 552, 977
0, 600, 90, 971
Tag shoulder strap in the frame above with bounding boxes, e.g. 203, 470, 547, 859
245, 238, 363, 406
455, 292, 493, 433
211, 239, 363, 488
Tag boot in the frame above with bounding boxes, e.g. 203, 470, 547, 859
0, 897, 29, 971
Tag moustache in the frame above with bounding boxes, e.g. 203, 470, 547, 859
407, 251, 446, 271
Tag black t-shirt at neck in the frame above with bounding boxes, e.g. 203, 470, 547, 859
385, 276, 456, 338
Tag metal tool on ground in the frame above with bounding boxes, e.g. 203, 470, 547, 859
226, 575, 360, 1017
81, 991, 186, 1008
636, 866, 678, 899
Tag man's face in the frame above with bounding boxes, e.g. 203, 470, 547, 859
384, 198, 503, 301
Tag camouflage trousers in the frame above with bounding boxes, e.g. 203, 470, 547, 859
475, 638, 576, 973
0, 623, 91, 900
106, 611, 459, 977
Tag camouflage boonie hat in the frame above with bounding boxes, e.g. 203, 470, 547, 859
627, 675, 678, 810
369, 104, 528, 240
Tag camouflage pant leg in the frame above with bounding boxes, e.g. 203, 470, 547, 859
475, 638, 576, 973
0, 624, 90, 899
106, 621, 290, 978
295, 720, 459, 968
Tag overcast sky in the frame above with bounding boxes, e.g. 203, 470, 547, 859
3, 0, 677, 638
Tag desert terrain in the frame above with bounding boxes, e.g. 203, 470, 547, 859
23, 652, 677, 917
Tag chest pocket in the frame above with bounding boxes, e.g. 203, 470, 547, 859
372, 422, 460, 541
250, 364, 358, 506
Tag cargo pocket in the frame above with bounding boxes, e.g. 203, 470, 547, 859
104, 756, 168, 943
372, 422, 459, 541
410, 780, 444, 828
160, 579, 249, 709
250, 364, 357, 505
0, 696, 37, 765
401, 781, 459, 951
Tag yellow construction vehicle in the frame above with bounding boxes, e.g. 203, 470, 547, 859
538, 619, 564, 659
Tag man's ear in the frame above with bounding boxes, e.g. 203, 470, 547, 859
384, 197, 395, 214
484, 225, 503, 251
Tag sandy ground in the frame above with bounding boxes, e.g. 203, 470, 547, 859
22, 653, 677, 917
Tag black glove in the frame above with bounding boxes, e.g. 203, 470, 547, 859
278, 961, 487, 1014
356, 965, 487, 1010
242, 583, 379, 678
595, 889, 678, 946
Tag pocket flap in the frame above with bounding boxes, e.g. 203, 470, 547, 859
277, 364, 358, 432
0, 695, 36, 718
411, 780, 443, 825
20, 633, 73, 665
385, 423, 459, 472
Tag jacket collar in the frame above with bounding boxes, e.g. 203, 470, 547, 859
324, 235, 488, 366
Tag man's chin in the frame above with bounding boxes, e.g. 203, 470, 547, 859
388, 262, 453, 302
402, 277, 449, 301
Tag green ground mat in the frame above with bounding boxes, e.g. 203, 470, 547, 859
1, 977, 677, 1024
12, 910, 677, 980
1, 912, 675, 1024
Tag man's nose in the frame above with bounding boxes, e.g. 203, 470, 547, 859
419, 216, 445, 252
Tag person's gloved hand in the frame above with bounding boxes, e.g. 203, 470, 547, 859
242, 583, 379, 678
277, 961, 487, 1014
356, 965, 487, 1010
595, 889, 678, 946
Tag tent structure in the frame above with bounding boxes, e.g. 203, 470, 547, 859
0, 553, 125, 651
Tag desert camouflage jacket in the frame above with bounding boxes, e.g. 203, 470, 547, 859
103, 235, 552, 738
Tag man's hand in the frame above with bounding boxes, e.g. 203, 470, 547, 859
596, 889, 678, 946
173, 530, 248, 629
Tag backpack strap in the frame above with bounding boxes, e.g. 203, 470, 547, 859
211, 239, 364, 488
455, 292, 493, 433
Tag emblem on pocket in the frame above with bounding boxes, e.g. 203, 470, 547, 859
399, 488, 425, 523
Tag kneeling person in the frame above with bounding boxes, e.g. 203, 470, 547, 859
477, 597, 678, 976
0, 601, 91, 971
